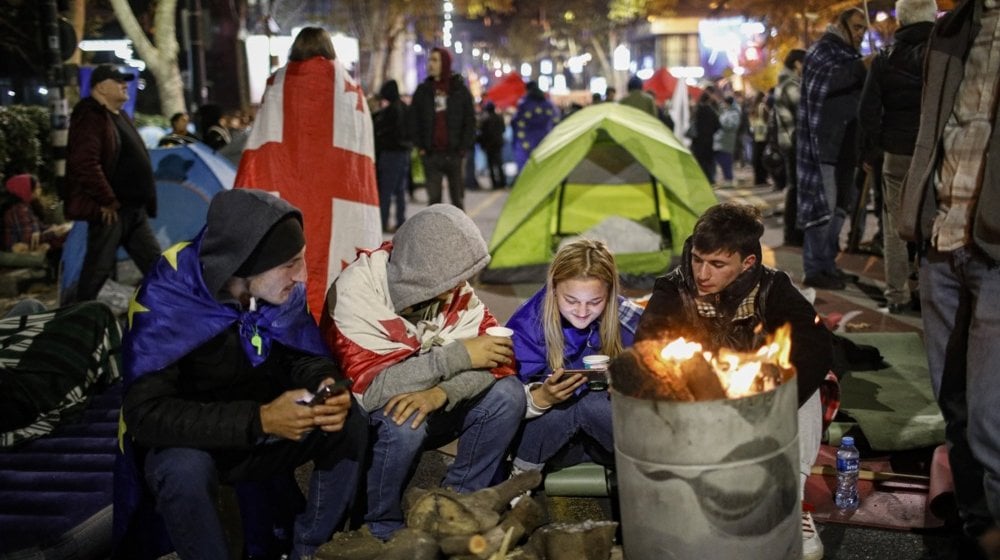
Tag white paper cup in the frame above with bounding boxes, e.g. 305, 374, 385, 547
486, 326, 514, 338
583, 354, 611, 370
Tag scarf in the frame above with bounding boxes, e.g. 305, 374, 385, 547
327, 242, 513, 393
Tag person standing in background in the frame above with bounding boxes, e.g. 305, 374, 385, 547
797, 7, 869, 290
478, 102, 507, 190
409, 47, 476, 210
858, 0, 936, 314
511, 80, 557, 175
899, 0, 1000, 554
373, 79, 412, 233
64, 64, 160, 303
774, 49, 807, 247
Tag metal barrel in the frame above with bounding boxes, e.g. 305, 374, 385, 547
611, 377, 801, 560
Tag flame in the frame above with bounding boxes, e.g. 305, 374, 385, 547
653, 324, 794, 399
660, 337, 703, 362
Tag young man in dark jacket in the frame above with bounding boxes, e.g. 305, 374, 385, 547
119, 189, 366, 560
635, 203, 834, 560
408, 47, 476, 210
858, 0, 937, 314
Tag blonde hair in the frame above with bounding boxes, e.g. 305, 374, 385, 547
289, 27, 337, 61
542, 239, 623, 372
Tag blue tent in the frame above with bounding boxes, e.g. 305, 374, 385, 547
60, 143, 235, 300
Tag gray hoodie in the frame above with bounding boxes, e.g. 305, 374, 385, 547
361, 204, 496, 411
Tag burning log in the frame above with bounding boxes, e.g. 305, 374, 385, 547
612, 325, 796, 402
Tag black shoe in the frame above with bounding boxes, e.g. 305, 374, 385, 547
834, 268, 859, 283
804, 273, 846, 290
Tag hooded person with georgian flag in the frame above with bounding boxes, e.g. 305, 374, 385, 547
114, 189, 366, 560
322, 204, 525, 541
234, 27, 381, 321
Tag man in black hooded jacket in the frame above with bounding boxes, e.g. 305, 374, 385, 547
409, 46, 476, 210
119, 189, 366, 560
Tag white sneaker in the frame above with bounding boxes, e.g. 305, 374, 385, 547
801, 509, 824, 560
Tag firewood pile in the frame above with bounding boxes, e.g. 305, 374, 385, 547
314, 470, 618, 560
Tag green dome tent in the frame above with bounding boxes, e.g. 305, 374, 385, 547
481, 103, 717, 283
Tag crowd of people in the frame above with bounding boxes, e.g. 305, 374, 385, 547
2, 1, 999, 558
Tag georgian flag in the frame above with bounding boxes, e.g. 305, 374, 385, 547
235, 57, 381, 320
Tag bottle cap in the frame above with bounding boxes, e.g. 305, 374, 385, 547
842, 436, 854, 446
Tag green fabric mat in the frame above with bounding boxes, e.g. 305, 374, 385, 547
838, 332, 945, 452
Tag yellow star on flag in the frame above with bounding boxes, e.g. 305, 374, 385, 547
127, 293, 149, 330
162, 241, 191, 270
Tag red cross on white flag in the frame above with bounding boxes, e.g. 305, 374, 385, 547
235, 57, 381, 320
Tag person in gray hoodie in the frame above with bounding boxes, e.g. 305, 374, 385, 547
120, 189, 366, 560
325, 204, 525, 541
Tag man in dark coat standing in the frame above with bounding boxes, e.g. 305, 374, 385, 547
858, 0, 937, 314
409, 47, 476, 210
796, 8, 869, 290
65, 64, 161, 302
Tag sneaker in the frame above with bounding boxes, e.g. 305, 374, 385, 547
801, 509, 824, 560
803, 273, 845, 290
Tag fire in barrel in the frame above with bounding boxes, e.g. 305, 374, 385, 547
610, 325, 801, 560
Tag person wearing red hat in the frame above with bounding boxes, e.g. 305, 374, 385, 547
2, 174, 70, 258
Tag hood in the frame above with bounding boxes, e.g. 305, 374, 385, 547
387, 204, 490, 312
4, 174, 34, 204
894, 21, 935, 44
433, 47, 453, 85
380, 79, 400, 102
199, 189, 303, 298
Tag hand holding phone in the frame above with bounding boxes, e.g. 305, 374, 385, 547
307, 378, 353, 406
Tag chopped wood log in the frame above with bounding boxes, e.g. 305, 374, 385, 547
499, 495, 546, 543
378, 528, 439, 560
439, 531, 490, 556
527, 520, 618, 560
314, 528, 385, 560
405, 470, 543, 537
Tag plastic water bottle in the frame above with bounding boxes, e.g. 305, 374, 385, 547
835, 436, 860, 510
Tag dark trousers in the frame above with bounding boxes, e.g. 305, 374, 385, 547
143, 404, 368, 560
423, 151, 465, 210
484, 147, 506, 189
77, 206, 160, 301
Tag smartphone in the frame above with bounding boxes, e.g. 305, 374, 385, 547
307, 378, 354, 406
556, 369, 608, 391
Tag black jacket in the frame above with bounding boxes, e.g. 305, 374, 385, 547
636, 247, 832, 407
123, 327, 334, 450
409, 73, 476, 154
858, 22, 934, 161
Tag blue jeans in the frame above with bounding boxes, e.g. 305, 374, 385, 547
365, 376, 525, 540
802, 163, 851, 279
143, 407, 367, 560
714, 151, 734, 181
377, 149, 410, 231
513, 390, 613, 471
921, 247, 1000, 535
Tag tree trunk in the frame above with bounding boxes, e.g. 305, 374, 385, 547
109, 0, 186, 116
